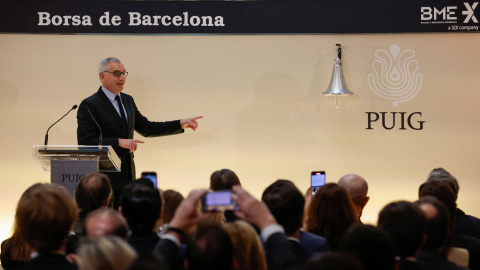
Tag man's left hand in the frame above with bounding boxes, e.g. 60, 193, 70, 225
180, 116, 203, 131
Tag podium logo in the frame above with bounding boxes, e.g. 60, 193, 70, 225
368, 44, 423, 107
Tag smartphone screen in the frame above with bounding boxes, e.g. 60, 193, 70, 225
202, 191, 238, 212
311, 171, 326, 196
141, 172, 157, 188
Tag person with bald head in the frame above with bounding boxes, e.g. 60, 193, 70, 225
84, 208, 129, 241
337, 174, 370, 221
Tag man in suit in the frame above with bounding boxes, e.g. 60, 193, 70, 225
77, 57, 202, 208
261, 179, 329, 266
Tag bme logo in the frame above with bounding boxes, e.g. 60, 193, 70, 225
421, 2, 478, 23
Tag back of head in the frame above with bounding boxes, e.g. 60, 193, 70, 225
120, 179, 162, 235
339, 224, 396, 270
17, 183, 77, 254
3, 183, 43, 261
377, 201, 427, 258
306, 252, 365, 270
337, 174, 369, 208
187, 219, 233, 270
78, 235, 137, 270
75, 173, 112, 215
305, 183, 358, 249
261, 179, 304, 236
162, 189, 184, 224
414, 196, 451, 252
210, 169, 241, 191
418, 181, 457, 223
426, 168, 459, 198
224, 220, 267, 270
85, 208, 129, 241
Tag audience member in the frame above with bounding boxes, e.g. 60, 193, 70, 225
85, 208, 129, 241
186, 219, 234, 270
305, 252, 365, 270
224, 220, 267, 270
427, 168, 480, 239
155, 187, 303, 270
210, 169, 241, 223
262, 179, 328, 264
339, 224, 396, 270
209, 169, 241, 190
378, 201, 427, 270
162, 190, 185, 225
73, 173, 112, 237
415, 196, 468, 270
337, 174, 370, 222
16, 183, 78, 270
419, 181, 480, 269
119, 179, 162, 254
1, 184, 41, 270
304, 183, 358, 250
78, 235, 137, 270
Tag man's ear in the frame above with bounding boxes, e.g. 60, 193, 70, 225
118, 206, 124, 216
362, 196, 370, 209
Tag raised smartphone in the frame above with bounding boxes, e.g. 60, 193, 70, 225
311, 171, 326, 196
141, 171, 157, 188
202, 190, 239, 212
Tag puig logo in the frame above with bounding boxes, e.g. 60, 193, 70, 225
368, 44, 422, 107
366, 44, 425, 130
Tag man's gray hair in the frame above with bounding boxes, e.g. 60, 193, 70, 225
98, 57, 121, 73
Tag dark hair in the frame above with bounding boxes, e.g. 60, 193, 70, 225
120, 179, 162, 235
426, 168, 459, 197
414, 196, 451, 253
186, 219, 233, 270
377, 201, 426, 258
210, 169, 241, 191
261, 179, 304, 235
305, 183, 358, 250
75, 173, 112, 215
162, 190, 184, 224
306, 252, 365, 270
18, 183, 77, 254
419, 181, 457, 223
339, 224, 396, 270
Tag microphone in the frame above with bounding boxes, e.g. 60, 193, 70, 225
86, 108, 103, 149
44, 105, 78, 147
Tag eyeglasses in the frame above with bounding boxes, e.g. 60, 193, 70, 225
103, 70, 128, 78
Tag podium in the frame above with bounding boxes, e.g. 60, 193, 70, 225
33, 145, 121, 196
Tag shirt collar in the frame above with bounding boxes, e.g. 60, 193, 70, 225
101, 86, 119, 102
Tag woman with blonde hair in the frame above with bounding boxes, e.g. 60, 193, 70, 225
78, 235, 137, 270
224, 220, 267, 270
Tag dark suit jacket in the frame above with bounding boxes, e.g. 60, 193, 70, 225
417, 250, 469, 270
456, 209, 480, 240
19, 254, 77, 270
299, 230, 329, 255
77, 87, 184, 190
453, 233, 480, 270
